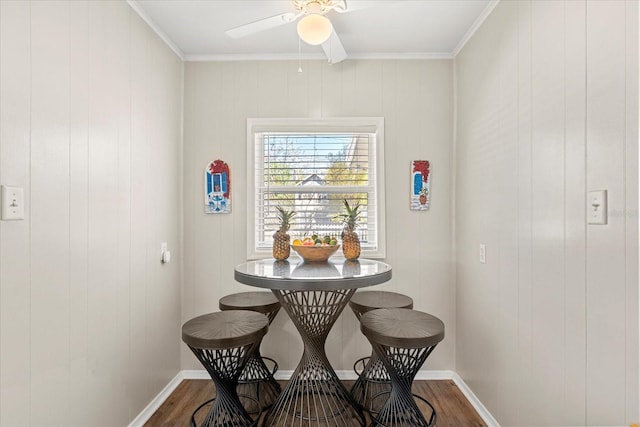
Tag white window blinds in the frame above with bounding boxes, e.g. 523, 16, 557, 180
247, 118, 385, 259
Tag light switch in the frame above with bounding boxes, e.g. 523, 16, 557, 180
588, 190, 607, 225
479, 243, 486, 264
1, 185, 24, 220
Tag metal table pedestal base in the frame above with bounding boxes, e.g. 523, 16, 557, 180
264, 289, 366, 427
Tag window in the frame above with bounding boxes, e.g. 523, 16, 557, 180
247, 118, 385, 259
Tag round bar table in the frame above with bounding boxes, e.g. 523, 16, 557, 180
235, 258, 392, 427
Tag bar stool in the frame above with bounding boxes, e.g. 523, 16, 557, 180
349, 291, 414, 413
360, 308, 444, 427
219, 292, 281, 413
182, 310, 268, 427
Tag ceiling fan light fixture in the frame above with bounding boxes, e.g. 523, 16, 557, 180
297, 14, 333, 45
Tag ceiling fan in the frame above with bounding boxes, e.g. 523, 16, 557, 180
225, 0, 355, 64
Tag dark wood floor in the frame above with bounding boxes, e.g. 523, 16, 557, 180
144, 379, 487, 426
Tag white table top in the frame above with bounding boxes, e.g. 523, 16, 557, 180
234, 257, 392, 291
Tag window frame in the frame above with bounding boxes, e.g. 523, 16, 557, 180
246, 117, 386, 260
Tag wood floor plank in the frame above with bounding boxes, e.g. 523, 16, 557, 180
144, 379, 487, 426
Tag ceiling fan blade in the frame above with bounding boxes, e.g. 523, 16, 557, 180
321, 29, 347, 64
225, 12, 298, 39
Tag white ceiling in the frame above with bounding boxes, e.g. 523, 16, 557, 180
129, 0, 496, 61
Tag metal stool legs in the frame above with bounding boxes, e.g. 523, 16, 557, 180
351, 352, 391, 414
368, 344, 438, 427
187, 344, 262, 427
236, 347, 280, 413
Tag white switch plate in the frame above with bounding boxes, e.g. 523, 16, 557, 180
479, 243, 486, 264
1, 185, 24, 220
588, 190, 607, 225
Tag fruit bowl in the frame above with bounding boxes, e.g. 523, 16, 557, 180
290, 244, 340, 263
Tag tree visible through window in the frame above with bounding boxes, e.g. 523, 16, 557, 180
247, 118, 385, 259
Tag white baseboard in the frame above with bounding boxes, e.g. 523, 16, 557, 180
451, 372, 501, 427
183, 368, 457, 381
127, 371, 185, 427
132, 369, 500, 427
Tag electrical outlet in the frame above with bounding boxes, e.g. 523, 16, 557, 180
160, 242, 171, 264
479, 244, 486, 264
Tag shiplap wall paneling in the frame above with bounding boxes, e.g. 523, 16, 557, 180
624, 2, 639, 422
455, 0, 638, 425
87, 3, 130, 423
515, 1, 534, 424
585, 1, 630, 423
128, 8, 149, 418
30, 2, 72, 424
0, 2, 183, 426
69, 0, 91, 424
143, 23, 183, 400
0, 1, 31, 425
530, 2, 567, 424
563, 1, 588, 424
491, 4, 520, 426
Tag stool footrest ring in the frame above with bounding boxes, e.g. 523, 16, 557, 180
238, 356, 279, 384
189, 395, 262, 427
353, 356, 390, 383
368, 391, 437, 427
354, 356, 370, 377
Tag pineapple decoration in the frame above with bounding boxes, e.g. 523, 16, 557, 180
273, 206, 296, 261
335, 199, 362, 261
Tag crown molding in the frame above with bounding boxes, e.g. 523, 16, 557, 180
452, 0, 500, 56
184, 52, 453, 62
185, 53, 327, 62
348, 52, 454, 60
126, 0, 185, 60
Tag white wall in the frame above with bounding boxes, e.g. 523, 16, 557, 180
182, 60, 455, 372
0, 1, 183, 426
455, 1, 638, 426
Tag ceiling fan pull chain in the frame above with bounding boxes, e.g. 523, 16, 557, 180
298, 37, 303, 73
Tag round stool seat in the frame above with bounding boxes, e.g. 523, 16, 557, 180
350, 291, 413, 318
360, 308, 444, 348
219, 292, 280, 317
182, 310, 268, 350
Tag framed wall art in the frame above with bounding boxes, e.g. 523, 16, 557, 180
411, 160, 430, 211
205, 159, 231, 214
